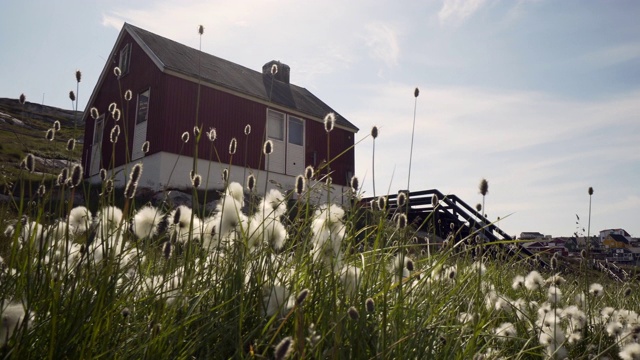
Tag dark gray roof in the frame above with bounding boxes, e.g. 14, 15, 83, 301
608, 234, 630, 244
125, 23, 358, 132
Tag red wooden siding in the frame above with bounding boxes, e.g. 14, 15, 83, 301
305, 120, 355, 186
82, 31, 165, 176
83, 32, 355, 186
153, 75, 267, 171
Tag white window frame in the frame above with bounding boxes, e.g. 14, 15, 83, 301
90, 114, 106, 176
93, 114, 105, 144
288, 116, 304, 147
135, 89, 150, 124
119, 43, 131, 76
267, 109, 285, 141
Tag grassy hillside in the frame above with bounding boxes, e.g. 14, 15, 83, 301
0, 98, 83, 189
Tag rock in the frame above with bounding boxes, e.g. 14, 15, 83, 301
0, 194, 18, 203
32, 155, 77, 173
204, 200, 219, 214
152, 191, 193, 208
49, 190, 85, 206
0, 111, 25, 127
134, 187, 155, 204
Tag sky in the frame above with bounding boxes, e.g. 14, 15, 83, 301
1, 0, 639, 237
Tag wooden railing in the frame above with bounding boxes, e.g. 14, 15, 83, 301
362, 189, 546, 267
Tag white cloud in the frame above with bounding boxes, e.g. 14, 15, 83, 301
597, 194, 640, 215
102, 1, 278, 42
101, 13, 124, 30
353, 84, 639, 157
363, 23, 400, 67
94, 0, 640, 237
350, 83, 640, 236
438, 0, 489, 25
100, 0, 366, 86
291, 43, 357, 87
581, 42, 640, 68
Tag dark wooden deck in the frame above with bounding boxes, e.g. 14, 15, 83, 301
362, 189, 547, 266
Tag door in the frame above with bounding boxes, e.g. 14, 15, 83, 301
286, 116, 304, 176
266, 109, 285, 173
266, 110, 306, 175
90, 115, 105, 176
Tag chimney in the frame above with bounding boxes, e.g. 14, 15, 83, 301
262, 60, 290, 84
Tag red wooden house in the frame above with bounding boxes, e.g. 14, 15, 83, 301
81, 23, 358, 198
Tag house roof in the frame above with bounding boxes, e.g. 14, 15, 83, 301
607, 234, 630, 244
600, 228, 631, 236
124, 23, 358, 132
520, 232, 544, 237
524, 242, 546, 248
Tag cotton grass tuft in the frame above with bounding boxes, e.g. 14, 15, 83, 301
324, 112, 335, 133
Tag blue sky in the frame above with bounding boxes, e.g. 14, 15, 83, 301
1, 0, 639, 237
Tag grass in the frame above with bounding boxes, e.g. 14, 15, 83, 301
0, 99, 83, 194
2, 61, 639, 360
2, 197, 637, 359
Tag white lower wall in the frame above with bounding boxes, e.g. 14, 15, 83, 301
87, 151, 350, 205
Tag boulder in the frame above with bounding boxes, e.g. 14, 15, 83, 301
204, 200, 219, 214
152, 191, 193, 208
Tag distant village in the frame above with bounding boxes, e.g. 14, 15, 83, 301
520, 228, 640, 266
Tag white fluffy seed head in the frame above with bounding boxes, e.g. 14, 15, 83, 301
512, 275, 525, 290
95, 206, 123, 236
589, 283, 604, 297
0, 302, 30, 346
313, 204, 344, 228
619, 343, 640, 360
494, 322, 517, 341
225, 182, 244, 204
547, 286, 562, 304
340, 265, 361, 297
132, 206, 161, 239
262, 189, 286, 219
69, 206, 93, 234
324, 112, 336, 133
524, 270, 544, 290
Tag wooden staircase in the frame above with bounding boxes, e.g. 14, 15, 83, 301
362, 189, 546, 266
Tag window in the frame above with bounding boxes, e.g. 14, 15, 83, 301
136, 89, 150, 124
118, 43, 131, 75
93, 115, 105, 144
267, 110, 284, 141
90, 114, 105, 175
288, 117, 304, 146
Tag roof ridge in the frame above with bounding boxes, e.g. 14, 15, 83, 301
129, 24, 257, 73
121, 23, 358, 131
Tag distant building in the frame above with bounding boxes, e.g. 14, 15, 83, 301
599, 228, 631, 243
519, 232, 545, 240
81, 23, 358, 196
606, 247, 640, 264
522, 237, 568, 256
603, 234, 631, 249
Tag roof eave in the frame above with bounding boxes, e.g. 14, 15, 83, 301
82, 23, 167, 121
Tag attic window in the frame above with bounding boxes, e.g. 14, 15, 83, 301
136, 89, 150, 124
118, 43, 131, 76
